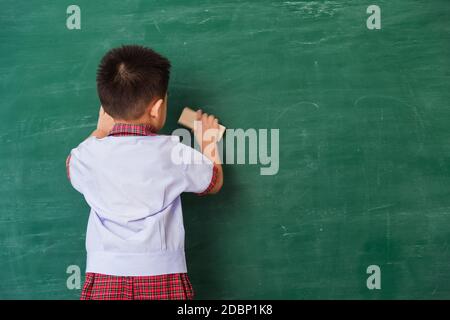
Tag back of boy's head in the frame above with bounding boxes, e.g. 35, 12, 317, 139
97, 45, 171, 120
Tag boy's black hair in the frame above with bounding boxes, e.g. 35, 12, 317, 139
96, 45, 171, 120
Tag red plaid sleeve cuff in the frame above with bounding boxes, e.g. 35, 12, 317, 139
197, 165, 219, 196
66, 154, 71, 181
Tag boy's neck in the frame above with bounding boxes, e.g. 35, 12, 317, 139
113, 119, 158, 133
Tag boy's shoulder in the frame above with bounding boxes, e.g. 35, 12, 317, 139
80, 133, 179, 144
75, 134, 187, 156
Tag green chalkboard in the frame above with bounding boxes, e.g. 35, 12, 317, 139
1, 0, 450, 299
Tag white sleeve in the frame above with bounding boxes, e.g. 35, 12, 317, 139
66, 138, 94, 194
172, 142, 215, 194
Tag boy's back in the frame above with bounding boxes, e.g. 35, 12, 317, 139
67, 45, 223, 300
69, 126, 214, 276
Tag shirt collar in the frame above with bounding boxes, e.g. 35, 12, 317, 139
108, 123, 156, 137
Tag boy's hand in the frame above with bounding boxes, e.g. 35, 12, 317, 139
193, 110, 220, 163
91, 106, 115, 138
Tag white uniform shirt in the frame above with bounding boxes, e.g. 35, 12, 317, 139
67, 123, 215, 276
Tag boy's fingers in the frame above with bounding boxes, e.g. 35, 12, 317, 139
196, 109, 202, 120
208, 115, 215, 123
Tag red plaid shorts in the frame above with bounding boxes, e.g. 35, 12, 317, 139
80, 272, 194, 300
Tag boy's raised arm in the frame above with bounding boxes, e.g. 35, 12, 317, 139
193, 110, 224, 195
89, 106, 115, 139
66, 106, 114, 182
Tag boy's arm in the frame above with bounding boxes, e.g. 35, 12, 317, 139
66, 106, 114, 182
89, 106, 115, 139
209, 163, 223, 194
194, 110, 224, 195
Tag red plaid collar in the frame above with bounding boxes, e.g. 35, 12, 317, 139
108, 123, 156, 136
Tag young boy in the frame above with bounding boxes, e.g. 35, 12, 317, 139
66, 45, 223, 300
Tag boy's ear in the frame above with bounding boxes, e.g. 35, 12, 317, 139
149, 98, 164, 119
